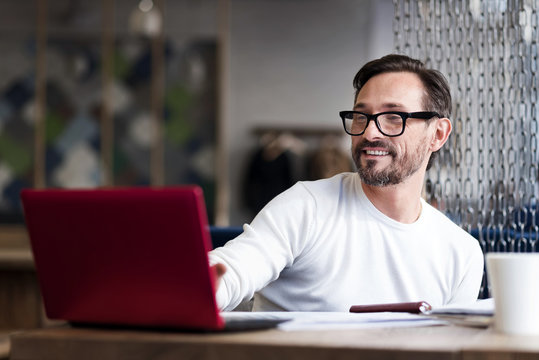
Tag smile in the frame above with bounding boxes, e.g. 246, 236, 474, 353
365, 150, 389, 156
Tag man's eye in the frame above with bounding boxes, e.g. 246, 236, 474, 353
354, 115, 367, 121
385, 115, 402, 122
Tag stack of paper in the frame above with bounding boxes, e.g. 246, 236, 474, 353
425, 298, 494, 327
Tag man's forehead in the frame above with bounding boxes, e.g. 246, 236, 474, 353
354, 71, 426, 107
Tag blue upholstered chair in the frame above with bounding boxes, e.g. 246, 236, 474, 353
209, 226, 243, 248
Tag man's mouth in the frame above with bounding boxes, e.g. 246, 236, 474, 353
365, 150, 389, 156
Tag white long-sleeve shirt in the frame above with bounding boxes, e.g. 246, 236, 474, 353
209, 172, 484, 311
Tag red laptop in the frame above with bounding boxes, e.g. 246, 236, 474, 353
20, 186, 285, 331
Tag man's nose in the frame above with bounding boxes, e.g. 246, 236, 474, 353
362, 119, 384, 139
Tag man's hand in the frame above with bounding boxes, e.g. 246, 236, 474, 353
210, 263, 227, 291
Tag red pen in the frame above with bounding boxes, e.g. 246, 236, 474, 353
349, 301, 432, 314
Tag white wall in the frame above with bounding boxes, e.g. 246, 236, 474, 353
225, 0, 394, 224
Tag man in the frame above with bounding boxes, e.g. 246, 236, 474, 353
209, 54, 484, 311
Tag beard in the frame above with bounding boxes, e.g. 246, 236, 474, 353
352, 139, 429, 186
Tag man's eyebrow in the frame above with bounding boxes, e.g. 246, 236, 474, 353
353, 103, 365, 110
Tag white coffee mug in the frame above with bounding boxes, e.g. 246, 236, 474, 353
486, 253, 539, 336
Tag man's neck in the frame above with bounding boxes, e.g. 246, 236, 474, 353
360, 172, 425, 224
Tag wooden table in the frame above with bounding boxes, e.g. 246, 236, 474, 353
9, 323, 539, 360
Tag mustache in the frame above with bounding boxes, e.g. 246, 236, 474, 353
356, 140, 396, 156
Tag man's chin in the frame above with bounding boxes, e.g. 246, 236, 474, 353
360, 160, 390, 174
360, 178, 389, 187
357, 168, 391, 186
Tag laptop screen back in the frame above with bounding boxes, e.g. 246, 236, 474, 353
21, 186, 224, 330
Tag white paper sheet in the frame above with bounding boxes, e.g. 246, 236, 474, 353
221, 311, 443, 331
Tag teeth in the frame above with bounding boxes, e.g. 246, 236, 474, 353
365, 150, 389, 156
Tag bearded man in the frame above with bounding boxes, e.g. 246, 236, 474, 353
209, 54, 484, 312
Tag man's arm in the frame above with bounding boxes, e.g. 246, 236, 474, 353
208, 182, 317, 311
450, 241, 485, 304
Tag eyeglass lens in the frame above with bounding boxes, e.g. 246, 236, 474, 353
346, 113, 403, 136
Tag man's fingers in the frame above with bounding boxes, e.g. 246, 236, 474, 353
210, 263, 227, 290
213, 263, 227, 277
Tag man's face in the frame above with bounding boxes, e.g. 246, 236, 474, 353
352, 71, 433, 186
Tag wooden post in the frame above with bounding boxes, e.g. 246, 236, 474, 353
215, 0, 231, 225
101, 0, 115, 186
33, 0, 47, 189
150, 0, 165, 187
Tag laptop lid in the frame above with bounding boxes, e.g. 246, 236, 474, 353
20, 186, 225, 331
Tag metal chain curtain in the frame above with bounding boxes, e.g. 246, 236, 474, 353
393, 0, 539, 297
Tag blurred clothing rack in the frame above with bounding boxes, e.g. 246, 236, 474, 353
243, 125, 353, 217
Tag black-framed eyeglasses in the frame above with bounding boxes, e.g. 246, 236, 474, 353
339, 111, 441, 137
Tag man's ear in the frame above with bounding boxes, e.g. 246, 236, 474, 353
430, 117, 452, 152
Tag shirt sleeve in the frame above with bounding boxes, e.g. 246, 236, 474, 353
448, 239, 485, 304
209, 182, 316, 311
